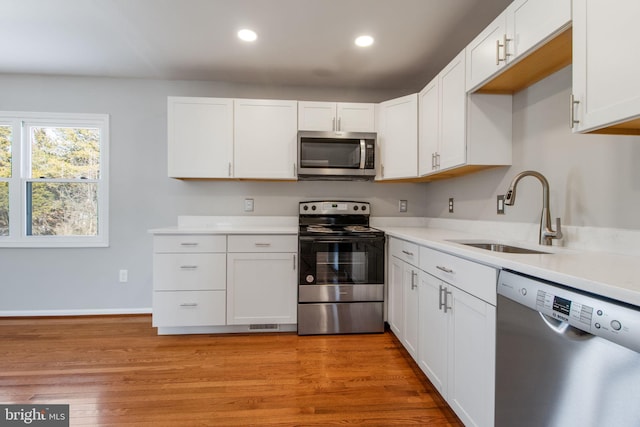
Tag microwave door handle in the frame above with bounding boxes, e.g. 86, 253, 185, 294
359, 139, 366, 169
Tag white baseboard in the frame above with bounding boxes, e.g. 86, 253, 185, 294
0, 307, 152, 317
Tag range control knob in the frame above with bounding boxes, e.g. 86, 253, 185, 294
611, 320, 622, 331
353, 205, 359, 211
303, 205, 309, 211
311, 205, 317, 211
361, 205, 367, 211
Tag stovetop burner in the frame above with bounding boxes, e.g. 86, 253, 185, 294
298, 201, 384, 238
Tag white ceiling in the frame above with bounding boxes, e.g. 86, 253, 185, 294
0, 0, 513, 91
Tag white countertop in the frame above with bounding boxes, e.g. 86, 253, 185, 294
149, 215, 298, 235
379, 226, 640, 308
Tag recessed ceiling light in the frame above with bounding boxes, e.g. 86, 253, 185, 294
355, 35, 374, 47
238, 29, 257, 42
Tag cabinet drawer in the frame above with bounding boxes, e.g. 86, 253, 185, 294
227, 235, 297, 252
419, 246, 497, 305
389, 237, 420, 266
154, 235, 226, 253
153, 253, 226, 291
152, 290, 226, 327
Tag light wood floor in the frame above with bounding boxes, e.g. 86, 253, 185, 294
0, 315, 463, 426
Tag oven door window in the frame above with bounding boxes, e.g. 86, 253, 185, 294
299, 139, 361, 169
299, 239, 384, 285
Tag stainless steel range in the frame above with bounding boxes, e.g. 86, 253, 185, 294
297, 201, 385, 335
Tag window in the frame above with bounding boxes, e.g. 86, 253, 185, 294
0, 112, 109, 247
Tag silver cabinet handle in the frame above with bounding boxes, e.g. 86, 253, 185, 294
570, 94, 580, 128
411, 271, 418, 290
293, 162, 296, 176
254, 243, 272, 247
439, 285, 452, 313
381, 164, 384, 178
179, 303, 198, 307
338, 117, 342, 131
293, 254, 296, 271
496, 34, 511, 65
180, 242, 198, 246
443, 288, 452, 313
228, 162, 232, 177
401, 250, 414, 257
180, 265, 198, 269
436, 265, 454, 274
332, 117, 336, 131
503, 34, 512, 61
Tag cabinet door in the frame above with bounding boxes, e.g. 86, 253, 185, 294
466, 12, 507, 92
388, 256, 405, 338
448, 287, 496, 427
417, 271, 448, 395
234, 99, 298, 179
402, 265, 419, 360
572, 0, 640, 133
298, 101, 336, 131
167, 97, 233, 178
418, 76, 439, 176
439, 50, 467, 171
376, 93, 418, 180
336, 103, 376, 132
506, 0, 571, 60
226, 252, 297, 325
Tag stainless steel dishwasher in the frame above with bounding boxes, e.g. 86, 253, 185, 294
496, 270, 640, 427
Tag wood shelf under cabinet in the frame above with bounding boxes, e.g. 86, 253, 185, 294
474, 27, 572, 95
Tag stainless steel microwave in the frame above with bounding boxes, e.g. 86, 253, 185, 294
297, 131, 377, 180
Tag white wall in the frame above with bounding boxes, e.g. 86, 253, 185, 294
423, 66, 640, 231
0, 74, 424, 313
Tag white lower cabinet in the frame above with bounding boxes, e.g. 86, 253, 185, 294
387, 236, 497, 427
389, 255, 420, 359
152, 232, 298, 333
226, 235, 298, 325
152, 234, 227, 328
419, 270, 496, 427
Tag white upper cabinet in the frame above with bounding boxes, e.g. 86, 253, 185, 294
418, 77, 439, 176
167, 97, 233, 178
572, 0, 640, 134
419, 50, 512, 178
376, 93, 418, 180
506, 0, 571, 59
234, 99, 298, 180
438, 51, 467, 171
466, 0, 571, 93
298, 101, 375, 132
466, 12, 508, 93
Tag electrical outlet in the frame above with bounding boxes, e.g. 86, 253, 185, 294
497, 195, 505, 214
244, 198, 254, 212
119, 269, 128, 283
448, 198, 454, 213
399, 200, 408, 212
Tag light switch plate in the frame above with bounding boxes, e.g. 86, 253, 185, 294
497, 195, 505, 214
399, 200, 408, 212
448, 198, 454, 213
244, 198, 254, 212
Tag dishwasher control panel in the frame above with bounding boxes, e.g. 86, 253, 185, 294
498, 270, 640, 353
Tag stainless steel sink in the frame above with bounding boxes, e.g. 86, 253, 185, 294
460, 242, 549, 254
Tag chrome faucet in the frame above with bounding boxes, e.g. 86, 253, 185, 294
504, 170, 563, 246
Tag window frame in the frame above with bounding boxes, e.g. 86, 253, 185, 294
0, 111, 109, 248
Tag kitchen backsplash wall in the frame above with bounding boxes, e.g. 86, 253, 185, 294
423, 66, 640, 231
